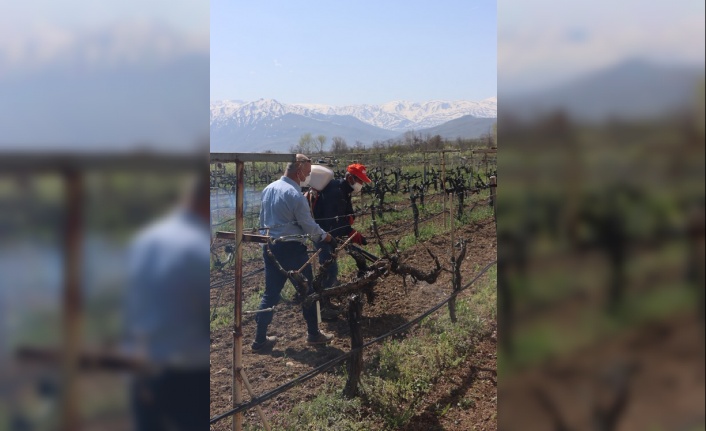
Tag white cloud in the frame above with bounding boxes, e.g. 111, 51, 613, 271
274, 59, 283, 68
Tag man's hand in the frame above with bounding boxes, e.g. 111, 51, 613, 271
348, 230, 367, 245
324, 233, 333, 243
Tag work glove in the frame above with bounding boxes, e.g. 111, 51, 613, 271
348, 230, 367, 245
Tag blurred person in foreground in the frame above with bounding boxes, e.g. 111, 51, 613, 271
311, 163, 372, 320
122, 173, 210, 430
253, 154, 334, 351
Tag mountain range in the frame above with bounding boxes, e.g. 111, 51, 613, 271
0, 20, 209, 151
501, 59, 705, 123
210, 98, 497, 152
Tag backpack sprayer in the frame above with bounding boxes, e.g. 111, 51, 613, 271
303, 164, 335, 213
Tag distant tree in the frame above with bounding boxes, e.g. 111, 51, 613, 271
331, 136, 349, 154
480, 132, 494, 148
428, 134, 443, 150
353, 141, 366, 152
371, 140, 386, 152
315, 135, 327, 153
403, 131, 415, 147
298, 133, 316, 154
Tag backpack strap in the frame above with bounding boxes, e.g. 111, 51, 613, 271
304, 189, 320, 217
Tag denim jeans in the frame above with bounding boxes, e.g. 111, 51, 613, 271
255, 242, 319, 343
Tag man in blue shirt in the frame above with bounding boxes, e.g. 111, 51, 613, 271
123, 173, 210, 430
254, 154, 334, 350
311, 163, 372, 319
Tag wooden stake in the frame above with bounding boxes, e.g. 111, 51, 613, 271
233, 161, 244, 431
61, 169, 82, 431
343, 295, 363, 398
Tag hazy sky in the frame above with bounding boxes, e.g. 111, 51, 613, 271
0, 0, 208, 35
0, 1, 209, 150
498, 0, 705, 94
210, 0, 498, 105
0, 0, 208, 76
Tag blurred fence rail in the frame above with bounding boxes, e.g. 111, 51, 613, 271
2, 150, 204, 431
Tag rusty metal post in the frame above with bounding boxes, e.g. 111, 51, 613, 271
233, 160, 244, 431
62, 169, 83, 431
450, 188, 455, 290
490, 176, 497, 224
423, 152, 427, 184
441, 152, 447, 228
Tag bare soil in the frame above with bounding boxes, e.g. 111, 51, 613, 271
210, 215, 498, 430
499, 312, 705, 431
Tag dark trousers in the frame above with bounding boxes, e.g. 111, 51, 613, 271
131, 368, 209, 431
316, 241, 339, 289
255, 242, 319, 343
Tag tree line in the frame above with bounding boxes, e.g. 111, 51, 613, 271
288, 124, 497, 155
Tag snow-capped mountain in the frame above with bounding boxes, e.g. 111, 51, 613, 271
210, 98, 496, 132
1, 20, 209, 150
501, 59, 704, 123
210, 97, 496, 152
210, 99, 324, 128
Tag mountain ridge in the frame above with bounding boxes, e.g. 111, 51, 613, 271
501, 59, 705, 122
211, 98, 496, 131
210, 98, 497, 152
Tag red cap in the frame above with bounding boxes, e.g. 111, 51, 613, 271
347, 163, 372, 183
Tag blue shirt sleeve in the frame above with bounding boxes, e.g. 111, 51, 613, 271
260, 177, 327, 242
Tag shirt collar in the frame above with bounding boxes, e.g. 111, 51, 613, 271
281, 176, 300, 188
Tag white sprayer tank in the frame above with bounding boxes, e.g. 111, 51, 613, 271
305, 165, 334, 191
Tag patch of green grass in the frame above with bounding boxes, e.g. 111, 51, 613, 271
336, 254, 362, 277
361, 298, 488, 427
460, 202, 494, 224
261, 260, 496, 430
280, 282, 297, 302
243, 286, 265, 313
210, 303, 234, 331
500, 283, 700, 375
458, 397, 475, 409
616, 282, 698, 324
468, 265, 498, 321
273, 388, 368, 431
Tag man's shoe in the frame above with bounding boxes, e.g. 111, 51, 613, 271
251, 336, 277, 351
306, 331, 333, 346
